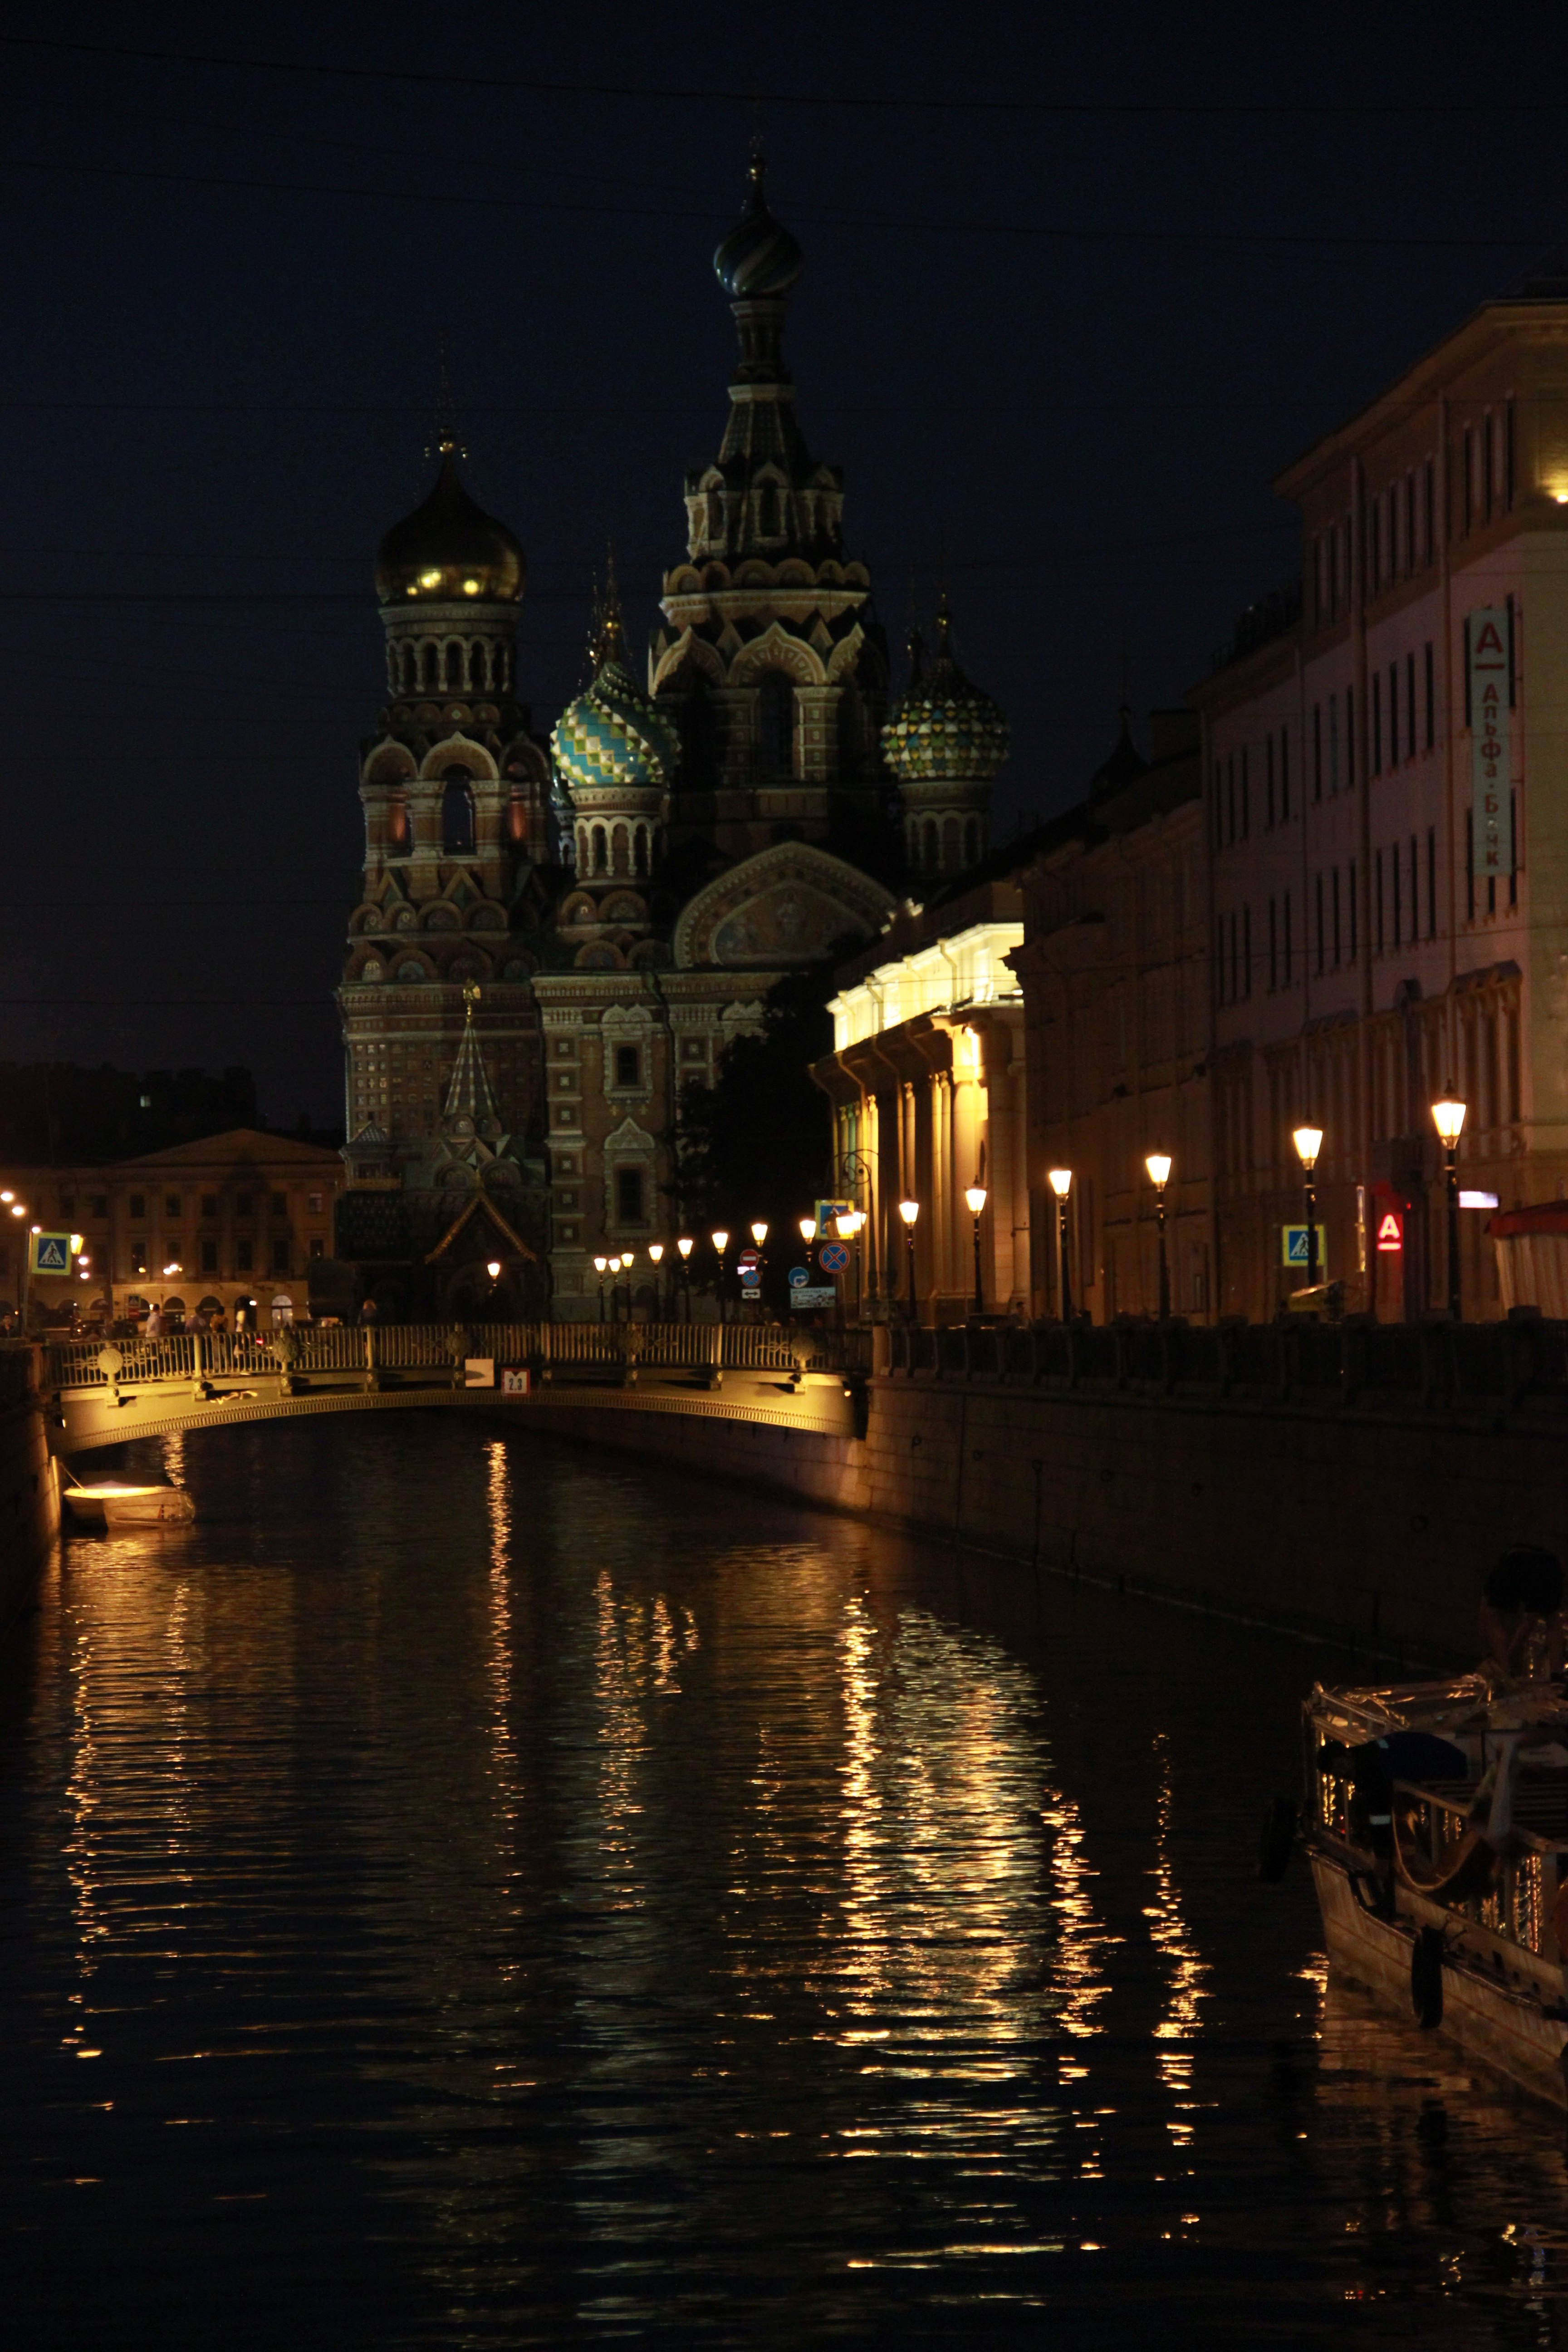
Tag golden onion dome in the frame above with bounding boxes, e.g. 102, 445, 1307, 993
375, 450, 525, 606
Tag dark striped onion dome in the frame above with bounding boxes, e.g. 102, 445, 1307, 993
375, 449, 525, 606
714, 150, 804, 300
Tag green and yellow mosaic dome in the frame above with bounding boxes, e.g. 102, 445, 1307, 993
551, 648, 680, 800
881, 603, 1009, 783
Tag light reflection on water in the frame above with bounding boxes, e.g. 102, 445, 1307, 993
0, 1415, 1566, 2348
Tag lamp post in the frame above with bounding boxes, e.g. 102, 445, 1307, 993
1145, 1153, 1172, 1322
648, 1240, 665, 1321
711, 1228, 730, 1323
677, 1235, 693, 1322
964, 1184, 987, 1317
1432, 1095, 1467, 1321
1048, 1169, 1072, 1322
836, 1205, 865, 1320
898, 1198, 920, 1320
1293, 1125, 1323, 1290
593, 1253, 608, 1324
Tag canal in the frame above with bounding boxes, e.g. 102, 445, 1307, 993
1, 1416, 1563, 2347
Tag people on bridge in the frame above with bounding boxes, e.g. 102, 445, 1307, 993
144, 1303, 164, 1340
359, 1296, 379, 1327
1479, 1544, 1566, 1686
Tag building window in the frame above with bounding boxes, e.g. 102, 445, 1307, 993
1226, 755, 1236, 844
1392, 840, 1402, 946
308, 1191, 323, 1213
756, 671, 794, 780
1243, 904, 1252, 997
1349, 860, 1357, 961
1375, 849, 1384, 955
616, 1167, 645, 1223
165, 1193, 181, 1218
310, 1238, 324, 1259
271, 1239, 289, 1274
614, 1044, 641, 1088
1388, 662, 1398, 769
1315, 873, 1324, 974
131, 1240, 147, 1274
1330, 695, 1341, 794
91, 1195, 107, 1220
1332, 868, 1341, 967
1268, 897, 1278, 992
1427, 827, 1437, 937
1284, 891, 1293, 985
237, 1194, 252, 1217
1313, 706, 1322, 801
201, 1238, 218, 1273
1212, 764, 1223, 849
1370, 674, 1382, 777
1424, 642, 1435, 749
201, 1193, 217, 1218
1405, 651, 1416, 761
1240, 749, 1250, 839
130, 1194, 146, 1220
1265, 735, 1274, 829
272, 1193, 287, 1216
1410, 834, 1420, 942
237, 1240, 253, 1272
1279, 727, 1290, 822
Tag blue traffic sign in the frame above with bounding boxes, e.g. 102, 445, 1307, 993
819, 1241, 850, 1275
788, 1266, 809, 1286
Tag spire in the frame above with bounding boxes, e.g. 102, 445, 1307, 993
425, 329, 467, 464
443, 983, 502, 1134
599, 542, 627, 666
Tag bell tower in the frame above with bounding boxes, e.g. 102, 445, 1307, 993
650, 146, 891, 874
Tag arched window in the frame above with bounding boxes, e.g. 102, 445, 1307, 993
401, 645, 417, 692
441, 770, 475, 854
634, 824, 649, 877
493, 644, 507, 691
421, 642, 439, 689
468, 641, 487, 691
965, 816, 980, 867
942, 816, 960, 872
391, 796, 411, 852
758, 482, 779, 537
756, 671, 794, 780
923, 818, 938, 871
445, 641, 463, 690
611, 822, 630, 877
592, 825, 608, 875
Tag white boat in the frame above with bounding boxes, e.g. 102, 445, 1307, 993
63, 1480, 197, 1529
1280, 1675, 1568, 2109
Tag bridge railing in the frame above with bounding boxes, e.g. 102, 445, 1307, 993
43, 1319, 842, 1392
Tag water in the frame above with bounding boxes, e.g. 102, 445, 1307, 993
2, 1416, 1566, 2348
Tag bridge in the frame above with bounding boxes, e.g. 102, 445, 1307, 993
43, 1322, 863, 1455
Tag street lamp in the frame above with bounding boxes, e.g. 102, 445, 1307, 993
677, 1234, 693, 1322
712, 1228, 730, 1323
1432, 1095, 1467, 1321
1145, 1153, 1173, 1322
1048, 1169, 1072, 1322
648, 1240, 665, 1320
1293, 1125, 1323, 1289
750, 1220, 769, 1246
593, 1253, 608, 1323
898, 1197, 920, 1320
964, 1183, 987, 1316
798, 1215, 815, 1244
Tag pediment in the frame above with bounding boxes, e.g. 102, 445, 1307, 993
672, 843, 897, 972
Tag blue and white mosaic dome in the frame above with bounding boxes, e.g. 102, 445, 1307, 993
551, 654, 680, 799
881, 610, 1009, 783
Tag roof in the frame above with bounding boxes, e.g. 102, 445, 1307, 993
117, 1127, 343, 1172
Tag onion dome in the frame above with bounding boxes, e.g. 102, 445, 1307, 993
550, 603, 680, 799
880, 597, 1009, 781
375, 448, 525, 606
714, 146, 804, 299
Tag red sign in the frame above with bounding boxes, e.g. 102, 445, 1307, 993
738, 1249, 760, 1270
1376, 1210, 1403, 1254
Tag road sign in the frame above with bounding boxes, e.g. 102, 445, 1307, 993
788, 1265, 809, 1287
29, 1232, 71, 1275
815, 1199, 853, 1238
819, 1241, 850, 1275
1375, 1210, 1403, 1254
789, 1286, 836, 1309
738, 1248, 760, 1270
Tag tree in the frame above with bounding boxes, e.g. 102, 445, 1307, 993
673, 971, 833, 1311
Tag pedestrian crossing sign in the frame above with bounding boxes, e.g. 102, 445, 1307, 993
1281, 1225, 1324, 1270
29, 1232, 72, 1275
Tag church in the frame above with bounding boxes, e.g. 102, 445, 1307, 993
334, 150, 1009, 1319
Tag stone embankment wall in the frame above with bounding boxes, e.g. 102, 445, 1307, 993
0, 1355, 58, 1624
533, 1320, 1568, 1664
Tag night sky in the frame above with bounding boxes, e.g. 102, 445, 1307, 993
1, 1, 1560, 1125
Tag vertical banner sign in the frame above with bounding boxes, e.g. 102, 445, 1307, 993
1469, 608, 1510, 882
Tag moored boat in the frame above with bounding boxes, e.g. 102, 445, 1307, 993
1279, 1674, 1568, 2109
63, 1480, 196, 1529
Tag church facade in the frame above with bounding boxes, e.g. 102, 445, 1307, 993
335, 152, 1006, 1318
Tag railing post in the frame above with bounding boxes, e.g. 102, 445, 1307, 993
365, 1323, 382, 1392
703, 1321, 723, 1391
191, 1331, 209, 1401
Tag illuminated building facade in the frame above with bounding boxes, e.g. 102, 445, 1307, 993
336, 152, 1002, 1316
1194, 253, 1568, 1320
